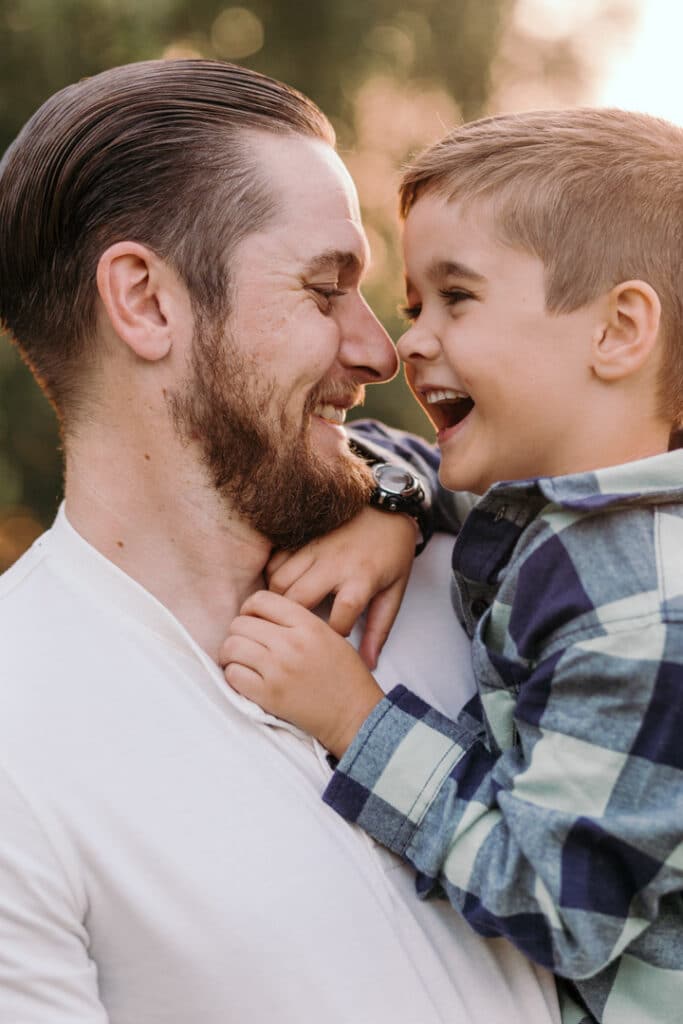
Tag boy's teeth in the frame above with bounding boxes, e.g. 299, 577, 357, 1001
425, 389, 468, 404
314, 403, 346, 424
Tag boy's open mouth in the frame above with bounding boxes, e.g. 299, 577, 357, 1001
423, 388, 475, 431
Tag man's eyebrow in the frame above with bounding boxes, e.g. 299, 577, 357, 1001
428, 259, 486, 284
304, 249, 363, 277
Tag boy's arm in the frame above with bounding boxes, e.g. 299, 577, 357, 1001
265, 420, 468, 667
323, 592, 683, 981
267, 506, 418, 668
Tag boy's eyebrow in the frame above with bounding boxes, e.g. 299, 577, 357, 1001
428, 259, 486, 285
304, 249, 364, 277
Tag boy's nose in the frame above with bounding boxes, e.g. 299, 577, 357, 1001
396, 323, 441, 364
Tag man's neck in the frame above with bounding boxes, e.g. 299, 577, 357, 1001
63, 445, 272, 663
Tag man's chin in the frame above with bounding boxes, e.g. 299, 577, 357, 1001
249, 431, 374, 550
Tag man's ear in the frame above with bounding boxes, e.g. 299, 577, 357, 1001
591, 280, 661, 382
96, 242, 179, 361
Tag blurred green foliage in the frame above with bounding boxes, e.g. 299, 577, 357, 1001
0, 0, 594, 540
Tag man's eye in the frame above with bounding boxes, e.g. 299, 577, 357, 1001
399, 303, 421, 323
307, 285, 346, 312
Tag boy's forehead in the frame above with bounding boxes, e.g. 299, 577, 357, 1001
426, 259, 486, 285
402, 192, 549, 298
403, 194, 494, 274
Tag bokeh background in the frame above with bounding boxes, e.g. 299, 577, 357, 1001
1, 0, 678, 568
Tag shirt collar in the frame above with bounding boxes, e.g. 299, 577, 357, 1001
481, 449, 683, 513
47, 503, 306, 735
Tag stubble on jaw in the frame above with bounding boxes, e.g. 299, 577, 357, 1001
167, 319, 374, 550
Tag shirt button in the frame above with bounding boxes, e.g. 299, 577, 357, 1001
471, 598, 489, 617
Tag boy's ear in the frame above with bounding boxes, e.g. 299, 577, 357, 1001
591, 280, 661, 382
96, 242, 179, 361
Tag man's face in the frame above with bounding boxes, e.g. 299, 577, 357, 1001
171, 133, 398, 548
397, 193, 604, 494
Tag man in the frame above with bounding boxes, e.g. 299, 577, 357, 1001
0, 60, 559, 1022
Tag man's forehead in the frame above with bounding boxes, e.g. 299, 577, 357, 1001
252, 131, 358, 206
244, 132, 370, 273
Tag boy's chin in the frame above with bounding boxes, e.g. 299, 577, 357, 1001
437, 458, 487, 496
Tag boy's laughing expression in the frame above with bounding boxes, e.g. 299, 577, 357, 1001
398, 193, 608, 494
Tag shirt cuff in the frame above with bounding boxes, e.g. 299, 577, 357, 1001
323, 684, 477, 857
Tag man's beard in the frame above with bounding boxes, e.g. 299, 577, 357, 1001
168, 319, 374, 549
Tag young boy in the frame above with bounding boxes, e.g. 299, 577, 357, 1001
220, 109, 683, 1024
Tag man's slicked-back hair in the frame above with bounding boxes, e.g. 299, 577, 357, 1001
0, 59, 335, 421
399, 108, 683, 425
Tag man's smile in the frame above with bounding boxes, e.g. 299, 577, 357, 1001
308, 382, 365, 430
312, 402, 348, 425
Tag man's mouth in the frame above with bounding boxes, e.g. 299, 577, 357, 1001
312, 402, 348, 426
422, 388, 475, 431
308, 382, 364, 428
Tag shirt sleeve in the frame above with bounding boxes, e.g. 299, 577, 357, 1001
323, 619, 683, 981
0, 764, 109, 1022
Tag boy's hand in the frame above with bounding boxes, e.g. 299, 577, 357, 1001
266, 506, 418, 669
220, 590, 384, 759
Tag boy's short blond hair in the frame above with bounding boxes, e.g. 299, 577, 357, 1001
399, 109, 683, 427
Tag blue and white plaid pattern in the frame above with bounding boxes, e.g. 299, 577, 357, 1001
332, 424, 683, 1024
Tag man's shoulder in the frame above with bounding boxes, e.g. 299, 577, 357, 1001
0, 525, 92, 679
0, 526, 47, 582
0, 530, 54, 626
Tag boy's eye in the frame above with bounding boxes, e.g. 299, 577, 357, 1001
399, 288, 473, 323
440, 288, 473, 306
399, 303, 421, 323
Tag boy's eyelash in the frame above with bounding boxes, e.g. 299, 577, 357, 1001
399, 303, 421, 322
399, 289, 473, 323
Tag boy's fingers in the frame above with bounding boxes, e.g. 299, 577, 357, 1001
265, 548, 292, 579
358, 579, 408, 669
220, 634, 268, 675
224, 615, 273, 649
240, 588, 308, 627
281, 565, 339, 610
266, 548, 315, 592
224, 661, 264, 701
328, 581, 372, 638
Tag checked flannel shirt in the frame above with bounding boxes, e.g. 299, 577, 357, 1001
334, 422, 683, 1024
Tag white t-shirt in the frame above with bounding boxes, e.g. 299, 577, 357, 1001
0, 507, 560, 1024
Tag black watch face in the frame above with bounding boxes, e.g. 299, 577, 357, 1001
374, 464, 413, 495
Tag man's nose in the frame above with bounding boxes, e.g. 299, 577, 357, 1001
339, 296, 399, 383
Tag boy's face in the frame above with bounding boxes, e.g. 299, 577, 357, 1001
398, 193, 606, 494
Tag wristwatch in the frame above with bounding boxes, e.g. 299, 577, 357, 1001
369, 462, 432, 554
